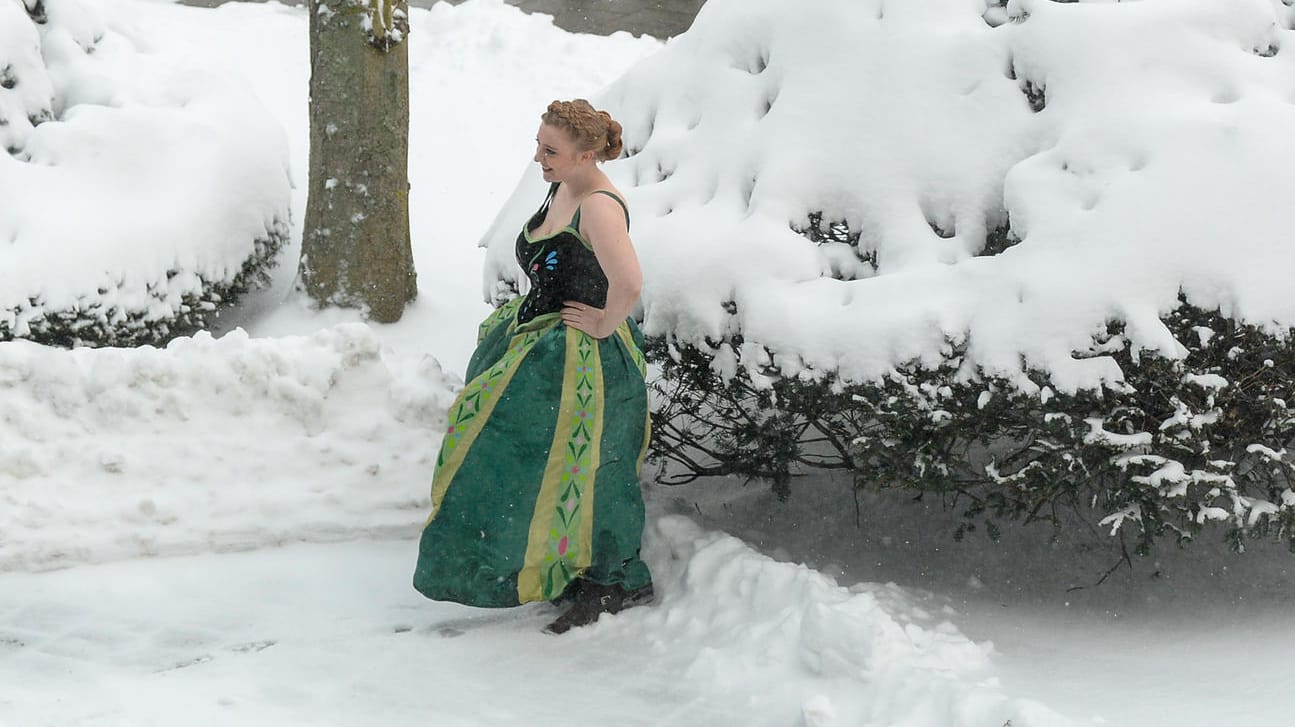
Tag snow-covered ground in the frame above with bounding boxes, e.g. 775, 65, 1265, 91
1, 518, 1074, 727
677, 474, 1295, 727
3, 0, 1295, 725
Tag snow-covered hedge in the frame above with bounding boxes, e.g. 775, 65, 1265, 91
482, 0, 1295, 547
0, 0, 290, 347
650, 302, 1295, 552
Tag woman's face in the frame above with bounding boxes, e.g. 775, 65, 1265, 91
534, 123, 590, 183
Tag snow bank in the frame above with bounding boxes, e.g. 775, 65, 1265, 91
0, 320, 1070, 725
563, 515, 1073, 727
0, 0, 291, 345
0, 325, 457, 572
483, 0, 1295, 394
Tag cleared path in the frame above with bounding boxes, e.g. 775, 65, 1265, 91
177, 0, 705, 37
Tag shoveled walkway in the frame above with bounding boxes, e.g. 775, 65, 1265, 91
178, 0, 705, 38
440, 0, 703, 38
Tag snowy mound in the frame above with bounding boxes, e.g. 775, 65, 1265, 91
483, 0, 1295, 394
0, 0, 291, 346
0, 325, 457, 571
586, 515, 1072, 727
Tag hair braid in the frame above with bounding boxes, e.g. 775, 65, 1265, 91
542, 99, 624, 162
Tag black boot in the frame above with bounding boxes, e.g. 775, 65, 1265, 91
543, 581, 653, 635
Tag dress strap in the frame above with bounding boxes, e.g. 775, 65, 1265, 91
538, 182, 559, 215
570, 189, 631, 231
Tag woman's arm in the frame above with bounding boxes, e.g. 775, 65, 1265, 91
561, 193, 642, 339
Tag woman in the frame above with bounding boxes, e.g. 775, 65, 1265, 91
413, 99, 653, 635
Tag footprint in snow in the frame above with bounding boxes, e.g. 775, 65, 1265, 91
155, 640, 277, 672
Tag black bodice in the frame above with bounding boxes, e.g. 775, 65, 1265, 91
514, 183, 628, 325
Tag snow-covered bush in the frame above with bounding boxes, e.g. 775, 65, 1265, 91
480, 0, 1295, 549
650, 302, 1295, 552
0, 0, 290, 347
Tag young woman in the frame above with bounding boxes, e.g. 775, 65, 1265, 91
413, 99, 653, 634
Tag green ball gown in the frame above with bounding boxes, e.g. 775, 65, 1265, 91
413, 184, 653, 606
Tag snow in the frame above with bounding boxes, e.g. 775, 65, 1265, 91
3, 0, 1295, 726
0, 325, 456, 572
0, 0, 291, 332
677, 474, 1295, 727
0, 523, 1070, 727
194, 0, 661, 372
484, 0, 1295, 395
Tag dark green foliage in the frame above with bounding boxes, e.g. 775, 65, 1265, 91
980, 220, 1017, 256
646, 299, 1295, 552
792, 211, 1017, 274
646, 335, 853, 501
1021, 79, 1046, 112
791, 212, 875, 280
0, 226, 287, 348
793, 212, 861, 248
23, 0, 47, 25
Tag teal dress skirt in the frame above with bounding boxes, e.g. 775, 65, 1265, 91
413, 184, 652, 607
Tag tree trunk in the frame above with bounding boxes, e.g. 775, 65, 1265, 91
302, 0, 416, 323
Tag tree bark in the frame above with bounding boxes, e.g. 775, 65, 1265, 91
302, 0, 416, 323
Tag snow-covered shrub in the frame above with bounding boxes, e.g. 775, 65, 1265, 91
0, 0, 290, 347
650, 301, 1295, 552
482, 0, 1295, 548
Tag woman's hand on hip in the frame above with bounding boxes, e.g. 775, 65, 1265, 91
561, 301, 612, 339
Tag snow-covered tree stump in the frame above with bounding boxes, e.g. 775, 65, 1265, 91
300, 0, 417, 324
